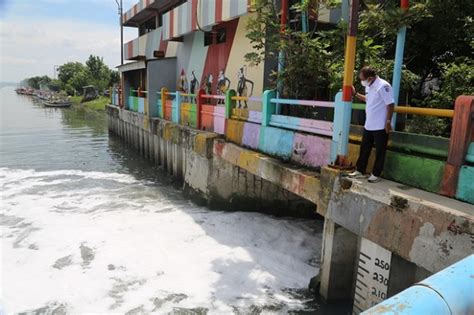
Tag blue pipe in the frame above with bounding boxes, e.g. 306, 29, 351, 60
341, 0, 349, 23
362, 255, 474, 315
391, 25, 407, 128
301, 0, 308, 33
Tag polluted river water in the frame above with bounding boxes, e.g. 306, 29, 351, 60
0, 87, 350, 314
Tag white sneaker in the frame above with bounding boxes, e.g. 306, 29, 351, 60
368, 174, 381, 183
348, 170, 363, 178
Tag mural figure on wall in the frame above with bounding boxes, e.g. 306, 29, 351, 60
177, 69, 189, 102
216, 70, 231, 104
189, 70, 199, 95
237, 66, 254, 109
203, 73, 213, 95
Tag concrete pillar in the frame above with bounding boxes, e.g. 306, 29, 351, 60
159, 138, 166, 167
166, 141, 172, 174
320, 218, 358, 301
139, 128, 144, 156
148, 131, 154, 161
153, 134, 160, 165
125, 122, 129, 144
135, 126, 139, 151
144, 129, 149, 159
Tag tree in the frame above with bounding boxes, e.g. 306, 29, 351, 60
58, 62, 87, 86
27, 75, 52, 89
85, 55, 111, 91
109, 70, 120, 87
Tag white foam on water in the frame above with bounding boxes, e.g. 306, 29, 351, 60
0, 168, 322, 314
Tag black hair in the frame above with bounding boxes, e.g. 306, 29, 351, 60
360, 66, 377, 78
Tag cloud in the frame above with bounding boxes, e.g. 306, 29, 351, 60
0, 6, 136, 82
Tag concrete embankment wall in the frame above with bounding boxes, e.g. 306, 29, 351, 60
106, 105, 316, 218
108, 105, 474, 313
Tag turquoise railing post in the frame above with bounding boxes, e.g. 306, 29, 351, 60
225, 89, 236, 119
262, 89, 277, 127
391, 0, 409, 129
331, 91, 351, 163
175, 91, 181, 124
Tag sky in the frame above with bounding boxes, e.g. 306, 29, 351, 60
0, 0, 139, 82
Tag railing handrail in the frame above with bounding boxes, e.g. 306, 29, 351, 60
202, 94, 225, 100
231, 96, 262, 102
353, 103, 454, 118
157, 91, 178, 96
270, 98, 335, 108
180, 93, 196, 97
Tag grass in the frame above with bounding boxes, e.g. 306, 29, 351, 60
70, 96, 110, 111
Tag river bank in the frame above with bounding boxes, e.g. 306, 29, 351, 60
70, 95, 109, 111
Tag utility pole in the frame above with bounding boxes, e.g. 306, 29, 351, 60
53, 65, 59, 80
115, 0, 124, 65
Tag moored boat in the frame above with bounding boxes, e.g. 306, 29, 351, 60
43, 100, 72, 108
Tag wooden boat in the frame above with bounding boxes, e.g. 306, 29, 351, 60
43, 100, 72, 108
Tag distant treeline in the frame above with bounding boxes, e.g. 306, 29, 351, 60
22, 55, 119, 96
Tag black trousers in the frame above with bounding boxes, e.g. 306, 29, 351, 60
356, 129, 389, 177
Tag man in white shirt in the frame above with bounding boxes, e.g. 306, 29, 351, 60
348, 66, 395, 183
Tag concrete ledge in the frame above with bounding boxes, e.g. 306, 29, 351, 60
213, 139, 321, 205
323, 171, 474, 273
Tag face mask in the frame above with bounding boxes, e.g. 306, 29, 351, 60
361, 79, 369, 87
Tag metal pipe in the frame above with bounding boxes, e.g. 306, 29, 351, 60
391, 0, 409, 128
115, 0, 124, 65
352, 103, 454, 118
277, 0, 289, 114
362, 255, 474, 315
301, 0, 308, 33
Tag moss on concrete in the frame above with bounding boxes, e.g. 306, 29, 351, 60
384, 151, 445, 193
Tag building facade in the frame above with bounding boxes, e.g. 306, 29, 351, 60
117, 0, 340, 115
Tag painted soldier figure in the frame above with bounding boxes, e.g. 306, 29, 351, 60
189, 70, 199, 95
237, 66, 254, 109
203, 73, 213, 95
216, 70, 231, 104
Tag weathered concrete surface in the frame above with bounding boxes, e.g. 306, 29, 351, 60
320, 170, 474, 274
213, 140, 321, 205
107, 105, 316, 217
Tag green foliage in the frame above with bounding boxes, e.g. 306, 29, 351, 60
245, 0, 472, 135
407, 58, 474, 137
48, 79, 62, 92
27, 75, 52, 89
56, 55, 116, 95
58, 62, 86, 86
24, 55, 117, 100
85, 55, 112, 92
70, 95, 110, 111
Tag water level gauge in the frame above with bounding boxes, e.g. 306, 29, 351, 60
353, 238, 392, 314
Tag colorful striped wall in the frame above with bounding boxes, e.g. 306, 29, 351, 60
123, 0, 155, 24
162, 0, 249, 40
124, 27, 178, 60
173, 14, 265, 102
